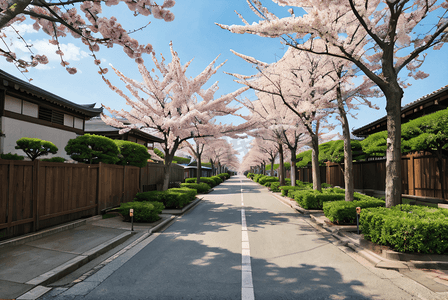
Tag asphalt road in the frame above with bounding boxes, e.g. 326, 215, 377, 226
40, 175, 432, 299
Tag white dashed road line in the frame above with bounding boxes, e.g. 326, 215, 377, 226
241, 181, 255, 300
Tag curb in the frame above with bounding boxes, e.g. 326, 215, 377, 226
24, 231, 135, 287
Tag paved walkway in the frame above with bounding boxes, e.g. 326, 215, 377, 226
2, 175, 448, 299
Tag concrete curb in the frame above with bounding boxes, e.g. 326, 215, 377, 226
24, 231, 134, 287
270, 190, 448, 271
0, 219, 88, 248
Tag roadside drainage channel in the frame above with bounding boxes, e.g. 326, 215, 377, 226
18, 199, 201, 300
271, 192, 448, 271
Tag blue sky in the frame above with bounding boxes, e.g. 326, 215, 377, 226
2, 1, 448, 161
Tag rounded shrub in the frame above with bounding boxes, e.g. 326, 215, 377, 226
117, 201, 164, 223
65, 134, 120, 164
180, 182, 211, 194
114, 140, 151, 167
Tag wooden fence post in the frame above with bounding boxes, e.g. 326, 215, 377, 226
97, 162, 102, 214
409, 154, 415, 196
123, 165, 127, 202
7, 161, 13, 237
33, 159, 40, 232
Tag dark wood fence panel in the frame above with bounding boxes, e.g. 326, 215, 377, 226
0, 160, 185, 241
325, 153, 448, 199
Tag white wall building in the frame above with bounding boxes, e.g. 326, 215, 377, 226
0, 70, 102, 160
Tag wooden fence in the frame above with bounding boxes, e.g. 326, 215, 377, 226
0, 161, 184, 241
325, 152, 447, 199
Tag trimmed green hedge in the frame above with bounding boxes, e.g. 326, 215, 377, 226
1, 153, 24, 160
41, 157, 66, 162
270, 182, 281, 192
360, 204, 448, 254
280, 186, 311, 197
180, 182, 211, 194
323, 198, 385, 225
259, 176, 278, 186
247, 173, 255, 179
293, 190, 346, 209
134, 187, 197, 209
117, 201, 164, 223
185, 177, 219, 187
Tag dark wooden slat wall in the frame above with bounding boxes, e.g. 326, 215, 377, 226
0, 161, 185, 241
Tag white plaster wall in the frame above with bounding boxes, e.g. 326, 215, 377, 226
1, 117, 76, 159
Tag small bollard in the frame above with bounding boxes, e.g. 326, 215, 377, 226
356, 207, 361, 235
130, 208, 134, 231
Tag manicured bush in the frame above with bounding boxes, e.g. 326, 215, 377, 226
293, 190, 346, 210
270, 182, 281, 192
0, 153, 24, 160
134, 191, 166, 202
114, 140, 151, 168
281, 186, 305, 197
41, 157, 66, 162
134, 188, 197, 209
211, 176, 223, 185
259, 176, 278, 186
180, 182, 211, 194
185, 178, 196, 183
65, 134, 120, 164
254, 174, 264, 183
217, 173, 227, 181
323, 198, 385, 225
117, 201, 164, 223
15, 137, 58, 161
220, 173, 230, 179
360, 204, 448, 254
247, 173, 255, 179
165, 188, 196, 208
153, 148, 165, 159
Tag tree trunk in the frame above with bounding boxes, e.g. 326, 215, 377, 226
338, 100, 354, 201
290, 148, 297, 187
310, 134, 321, 191
385, 88, 403, 208
196, 155, 202, 184
278, 143, 285, 186
162, 144, 178, 191
270, 156, 275, 176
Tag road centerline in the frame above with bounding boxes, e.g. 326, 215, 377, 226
241, 180, 255, 300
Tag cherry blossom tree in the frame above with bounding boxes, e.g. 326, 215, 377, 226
102, 43, 247, 190
253, 137, 278, 176
204, 138, 240, 175
0, 0, 175, 75
229, 47, 335, 190
219, 0, 448, 207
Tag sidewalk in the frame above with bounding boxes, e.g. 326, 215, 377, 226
270, 191, 448, 293
0, 212, 176, 300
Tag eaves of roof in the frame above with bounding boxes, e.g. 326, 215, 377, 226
352, 84, 448, 136
0, 69, 102, 118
